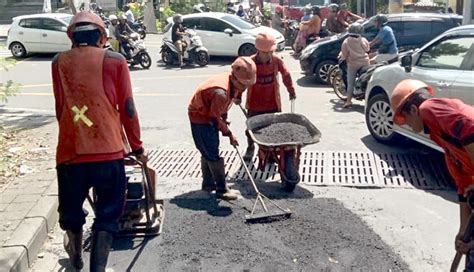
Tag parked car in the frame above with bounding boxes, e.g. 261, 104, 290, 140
163, 12, 285, 57
364, 25, 474, 151
299, 13, 462, 84
7, 13, 74, 58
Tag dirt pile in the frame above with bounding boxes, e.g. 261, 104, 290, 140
253, 123, 312, 144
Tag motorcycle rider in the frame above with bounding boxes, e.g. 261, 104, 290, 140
293, 7, 313, 54
338, 22, 369, 108
326, 4, 346, 34
390, 79, 474, 270
51, 11, 146, 271
108, 15, 119, 52
337, 3, 362, 24
242, 32, 296, 161
123, 5, 137, 28
369, 14, 398, 63
115, 14, 134, 60
248, 2, 263, 24
272, 0, 287, 35
171, 14, 186, 68
236, 5, 249, 20
188, 57, 257, 200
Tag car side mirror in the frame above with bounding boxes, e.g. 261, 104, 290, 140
224, 28, 233, 36
401, 54, 412, 73
61, 26, 67, 32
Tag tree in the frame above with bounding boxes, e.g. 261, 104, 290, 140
0, 57, 20, 103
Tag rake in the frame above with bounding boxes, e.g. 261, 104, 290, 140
234, 146, 292, 223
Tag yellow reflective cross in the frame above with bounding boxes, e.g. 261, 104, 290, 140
71, 106, 93, 127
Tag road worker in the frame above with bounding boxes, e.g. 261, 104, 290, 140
188, 57, 257, 200
51, 11, 146, 272
242, 32, 296, 161
391, 79, 474, 268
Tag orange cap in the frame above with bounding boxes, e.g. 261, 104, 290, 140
231, 57, 257, 86
255, 32, 276, 52
391, 79, 433, 125
67, 11, 107, 40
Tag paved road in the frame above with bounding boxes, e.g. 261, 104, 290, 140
1, 34, 462, 271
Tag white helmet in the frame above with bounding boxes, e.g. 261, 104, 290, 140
173, 14, 183, 23
108, 15, 118, 21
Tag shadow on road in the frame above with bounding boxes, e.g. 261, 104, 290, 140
170, 191, 234, 217
295, 76, 327, 88
0, 107, 55, 131
155, 55, 236, 69
328, 98, 364, 114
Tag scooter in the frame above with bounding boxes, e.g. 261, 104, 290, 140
160, 29, 209, 67
120, 32, 152, 69
129, 19, 146, 40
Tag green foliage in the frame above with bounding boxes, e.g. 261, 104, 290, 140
156, 19, 162, 31
129, 3, 144, 18
0, 57, 20, 103
262, 3, 272, 20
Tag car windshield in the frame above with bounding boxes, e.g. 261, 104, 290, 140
221, 15, 256, 29
59, 15, 73, 24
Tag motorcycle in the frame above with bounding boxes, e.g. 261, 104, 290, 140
285, 19, 299, 47
129, 19, 146, 40
160, 29, 209, 67
119, 32, 152, 69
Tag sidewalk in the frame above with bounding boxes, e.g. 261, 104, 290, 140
0, 108, 58, 272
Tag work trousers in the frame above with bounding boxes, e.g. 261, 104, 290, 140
56, 160, 126, 234
190, 122, 221, 162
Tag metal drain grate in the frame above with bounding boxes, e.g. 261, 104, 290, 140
147, 150, 454, 190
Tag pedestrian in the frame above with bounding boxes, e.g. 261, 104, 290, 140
188, 57, 257, 200
242, 32, 296, 161
338, 22, 369, 108
51, 11, 147, 272
369, 14, 398, 63
390, 79, 474, 269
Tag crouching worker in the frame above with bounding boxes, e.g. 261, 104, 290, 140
188, 57, 257, 200
52, 11, 147, 272
243, 32, 296, 161
391, 79, 474, 269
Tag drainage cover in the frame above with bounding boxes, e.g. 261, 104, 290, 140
147, 150, 454, 190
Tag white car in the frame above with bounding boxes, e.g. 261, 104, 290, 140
364, 25, 474, 151
7, 13, 73, 58
163, 12, 285, 56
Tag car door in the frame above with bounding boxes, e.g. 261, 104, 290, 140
17, 18, 42, 52
40, 18, 71, 52
414, 35, 474, 100
400, 18, 432, 50
197, 17, 238, 56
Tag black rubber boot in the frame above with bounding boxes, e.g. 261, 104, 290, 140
90, 231, 113, 272
201, 157, 216, 192
64, 230, 84, 270
208, 158, 238, 201
243, 133, 255, 161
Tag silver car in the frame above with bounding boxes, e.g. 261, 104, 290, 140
364, 25, 474, 152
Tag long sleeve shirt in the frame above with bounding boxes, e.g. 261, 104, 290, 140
340, 35, 370, 70
52, 50, 142, 164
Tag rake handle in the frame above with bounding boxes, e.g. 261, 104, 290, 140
234, 147, 261, 195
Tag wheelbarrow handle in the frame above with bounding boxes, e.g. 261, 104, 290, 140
290, 99, 295, 113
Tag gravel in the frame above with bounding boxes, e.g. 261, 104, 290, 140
253, 123, 313, 144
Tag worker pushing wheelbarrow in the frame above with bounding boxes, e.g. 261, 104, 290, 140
239, 32, 321, 192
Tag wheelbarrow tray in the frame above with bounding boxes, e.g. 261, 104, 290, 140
246, 113, 321, 148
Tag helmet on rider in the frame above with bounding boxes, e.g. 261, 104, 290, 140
391, 79, 434, 125
255, 32, 276, 52
340, 3, 348, 10
311, 5, 320, 16
348, 22, 363, 35
374, 14, 388, 27
108, 14, 118, 21
67, 11, 107, 47
250, 2, 256, 7
173, 14, 183, 24
193, 3, 204, 13
119, 14, 127, 21
231, 57, 257, 87
328, 3, 339, 13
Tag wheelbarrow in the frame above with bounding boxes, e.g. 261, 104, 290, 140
87, 154, 164, 237
245, 109, 321, 192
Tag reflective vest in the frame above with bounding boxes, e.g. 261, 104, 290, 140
56, 47, 124, 165
188, 73, 233, 125
246, 55, 281, 112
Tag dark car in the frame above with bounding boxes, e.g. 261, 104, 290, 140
299, 13, 462, 84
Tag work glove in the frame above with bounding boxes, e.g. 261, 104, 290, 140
229, 134, 239, 147
289, 93, 296, 100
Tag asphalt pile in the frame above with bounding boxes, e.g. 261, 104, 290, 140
253, 122, 312, 144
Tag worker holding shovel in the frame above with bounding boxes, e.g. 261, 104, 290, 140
52, 11, 147, 272
390, 79, 474, 270
241, 32, 296, 161
188, 57, 257, 201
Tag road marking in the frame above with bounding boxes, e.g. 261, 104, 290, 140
18, 70, 303, 89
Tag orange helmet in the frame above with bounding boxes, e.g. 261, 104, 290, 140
255, 32, 276, 52
391, 79, 434, 125
231, 57, 257, 86
67, 11, 107, 42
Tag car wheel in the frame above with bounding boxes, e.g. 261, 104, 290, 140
314, 60, 336, 84
238, 43, 256, 56
365, 93, 403, 144
10, 42, 27, 58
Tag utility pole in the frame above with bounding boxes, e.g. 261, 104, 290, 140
462, 0, 472, 25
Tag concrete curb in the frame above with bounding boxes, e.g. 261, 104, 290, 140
0, 184, 59, 272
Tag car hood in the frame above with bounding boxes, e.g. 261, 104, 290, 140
248, 26, 285, 41
301, 34, 341, 55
